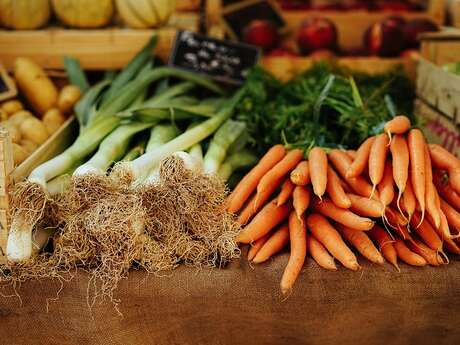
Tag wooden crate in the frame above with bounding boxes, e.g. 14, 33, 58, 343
261, 56, 417, 81
0, 117, 78, 259
420, 29, 460, 66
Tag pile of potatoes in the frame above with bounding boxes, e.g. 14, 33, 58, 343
0, 57, 81, 166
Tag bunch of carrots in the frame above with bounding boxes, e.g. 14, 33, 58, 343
227, 115, 460, 295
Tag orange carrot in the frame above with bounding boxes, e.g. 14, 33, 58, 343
368, 133, 390, 197
277, 178, 295, 206
368, 225, 399, 270
329, 149, 378, 199
237, 179, 282, 225
378, 159, 395, 212
308, 147, 328, 199
346, 150, 357, 160
280, 212, 307, 295
293, 185, 311, 219
257, 149, 304, 197
337, 224, 384, 265
307, 214, 360, 271
433, 170, 460, 211
424, 145, 441, 228
236, 199, 291, 244
408, 129, 427, 224
402, 179, 416, 220
440, 197, 460, 234
247, 233, 270, 261
407, 239, 443, 266
429, 144, 460, 194
390, 134, 409, 213
347, 193, 383, 218
290, 160, 310, 186
326, 166, 351, 209
411, 212, 443, 252
308, 236, 337, 270
386, 207, 409, 227
346, 136, 375, 178
313, 198, 374, 231
228, 144, 286, 213
253, 223, 290, 264
384, 115, 411, 140
394, 239, 427, 266
444, 238, 460, 254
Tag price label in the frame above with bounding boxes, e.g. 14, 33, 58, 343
169, 30, 261, 85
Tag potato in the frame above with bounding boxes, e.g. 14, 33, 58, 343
19, 117, 49, 145
0, 99, 24, 115
42, 108, 66, 135
58, 85, 81, 114
19, 139, 38, 154
0, 121, 21, 143
13, 143, 29, 166
0, 109, 8, 122
14, 57, 58, 115
9, 110, 33, 127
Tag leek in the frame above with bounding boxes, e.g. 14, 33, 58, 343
203, 120, 246, 174
187, 123, 203, 163
146, 124, 180, 153
122, 137, 148, 161
218, 150, 258, 181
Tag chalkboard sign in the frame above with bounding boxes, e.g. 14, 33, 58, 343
223, 0, 286, 39
169, 30, 261, 85
0, 63, 16, 102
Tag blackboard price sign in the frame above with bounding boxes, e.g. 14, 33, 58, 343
169, 30, 261, 85
0, 63, 16, 102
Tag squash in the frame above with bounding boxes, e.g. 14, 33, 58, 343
52, 0, 114, 28
115, 0, 175, 28
0, 0, 50, 29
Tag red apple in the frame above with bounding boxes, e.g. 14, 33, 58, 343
242, 20, 279, 51
403, 18, 438, 49
364, 17, 405, 57
297, 17, 338, 55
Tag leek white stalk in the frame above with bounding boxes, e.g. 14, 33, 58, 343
203, 120, 246, 175
217, 150, 258, 182
73, 122, 153, 176
186, 123, 203, 163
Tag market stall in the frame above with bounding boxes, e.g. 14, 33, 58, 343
0, 1, 459, 344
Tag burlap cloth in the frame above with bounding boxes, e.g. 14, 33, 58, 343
0, 251, 459, 345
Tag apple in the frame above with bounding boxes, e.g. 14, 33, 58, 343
242, 20, 279, 51
297, 17, 338, 55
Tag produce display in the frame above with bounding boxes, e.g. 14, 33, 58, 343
0, 57, 78, 166
229, 115, 460, 293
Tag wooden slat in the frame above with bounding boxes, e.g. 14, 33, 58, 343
0, 128, 13, 259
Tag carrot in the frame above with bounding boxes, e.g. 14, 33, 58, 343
337, 224, 384, 265
326, 166, 351, 209
313, 198, 374, 231
308, 235, 337, 270
378, 160, 395, 213
386, 207, 409, 227
435, 210, 455, 240
384, 115, 411, 140
247, 233, 270, 261
346, 136, 375, 178
280, 212, 307, 295
237, 179, 282, 225
439, 197, 460, 234
277, 178, 295, 206
346, 150, 357, 160
308, 147, 328, 199
236, 199, 291, 244
329, 149, 378, 199
228, 144, 286, 213
390, 134, 409, 214
433, 170, 460, 211
410, 212, 443, 252
408, 129, 427, 225
406, 239, 443, 266
290, 161, 310, 186
394, 239, 427, 266
307, 213, 360, 271
257, 149, 304, 198
368, 133, 390, 198
444, 238, 460, 254
402, 179, 416, 220
252, 224, 290, 264
424, 145, 441, 228
293, 186, 311, 219
347, 193, 383, 218
368, 225, 399, 270
429, 144, 460, 194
